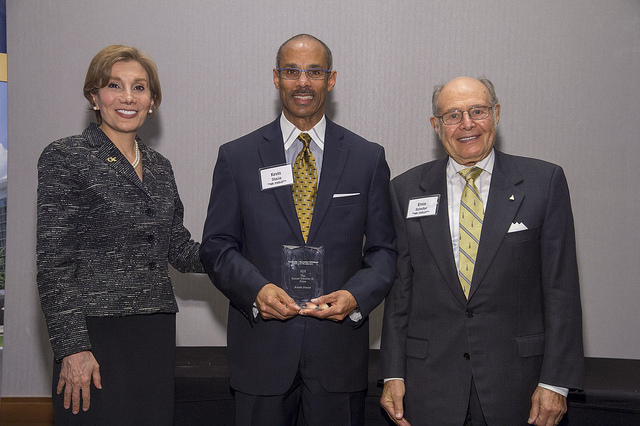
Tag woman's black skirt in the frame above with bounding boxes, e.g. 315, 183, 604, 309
52, 313, 176, 426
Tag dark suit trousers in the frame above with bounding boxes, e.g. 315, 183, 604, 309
234, 337, 366, 426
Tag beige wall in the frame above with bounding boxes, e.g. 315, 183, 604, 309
3, 0, 640, 396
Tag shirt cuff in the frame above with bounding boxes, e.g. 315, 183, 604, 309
538, 382, 569, 397
349, 307, 362, 322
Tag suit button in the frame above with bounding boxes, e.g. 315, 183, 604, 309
148, 262, 157, 271
466, 310, 474, 318
464, 353, 470, 360
146, 208, 155, 217
147, 234, 155, 243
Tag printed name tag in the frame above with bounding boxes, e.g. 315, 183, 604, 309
260, 164, 294, 190
406, 195, 440, 218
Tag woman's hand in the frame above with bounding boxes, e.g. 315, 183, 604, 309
57, 351, 102, 414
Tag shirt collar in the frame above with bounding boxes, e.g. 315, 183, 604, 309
446, 148, 495, 180
280, 113, 326, 151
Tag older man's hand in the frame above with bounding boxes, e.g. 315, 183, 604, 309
380, 379, 411, 425
528, 386, 567, 425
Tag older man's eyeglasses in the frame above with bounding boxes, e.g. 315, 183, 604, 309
277, 68, 331, 80
437, 106, 493, 125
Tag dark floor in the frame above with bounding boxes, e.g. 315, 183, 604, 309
175, 347, 640, 426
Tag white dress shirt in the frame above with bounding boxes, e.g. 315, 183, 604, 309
446, 150, 494, 271
280, 113, 325, 181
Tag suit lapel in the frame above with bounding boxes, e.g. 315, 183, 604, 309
469, 151, 524, 298
93, 135, 152, 198
139, 144, 159, 196
418, 159, 467, 305
307, 120, 348, 244
258, 119, 304, 243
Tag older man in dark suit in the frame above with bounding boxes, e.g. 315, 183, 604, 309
379, 77, 583, 426
200, 34, 396, 426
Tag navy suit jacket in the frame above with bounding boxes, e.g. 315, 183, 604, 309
380, 150, 583, 425
200, 118, 396, 395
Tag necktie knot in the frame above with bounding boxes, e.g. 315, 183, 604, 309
297, 132, 312, 149
459, 167, 483, 184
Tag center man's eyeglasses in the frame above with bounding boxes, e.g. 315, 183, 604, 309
277, 68, 331, 80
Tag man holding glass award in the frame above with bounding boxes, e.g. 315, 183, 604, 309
200, 34, 396, 425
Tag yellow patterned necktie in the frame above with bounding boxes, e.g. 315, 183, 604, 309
292, 133, 317, 243
458, 167, 484, 299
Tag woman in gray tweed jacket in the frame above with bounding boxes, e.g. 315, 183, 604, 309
36, 45, 204, 425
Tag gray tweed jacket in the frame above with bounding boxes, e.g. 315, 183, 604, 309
37, 123, 204, 362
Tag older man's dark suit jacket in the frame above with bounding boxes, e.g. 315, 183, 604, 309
200, 118, 396, 395
380, 150, 583, 425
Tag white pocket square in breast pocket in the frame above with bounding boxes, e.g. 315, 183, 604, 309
508, 222, 528, 233
333, 192, 360, 198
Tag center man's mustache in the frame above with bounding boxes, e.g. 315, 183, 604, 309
291, 89, 315, 97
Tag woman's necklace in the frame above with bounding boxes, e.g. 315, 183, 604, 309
130, 141, 141, 168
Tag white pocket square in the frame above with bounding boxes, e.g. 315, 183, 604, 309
333, 192, 360, 198
508, 222, 528, 233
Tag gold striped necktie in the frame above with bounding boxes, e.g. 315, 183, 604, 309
458, 167, 484, 298
292, 133, 317, 243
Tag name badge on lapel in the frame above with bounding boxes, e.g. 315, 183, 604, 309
406, 195, 440, 219
259, 164, 294, 190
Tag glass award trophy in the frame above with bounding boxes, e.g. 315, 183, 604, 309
282, 245, 324, 308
